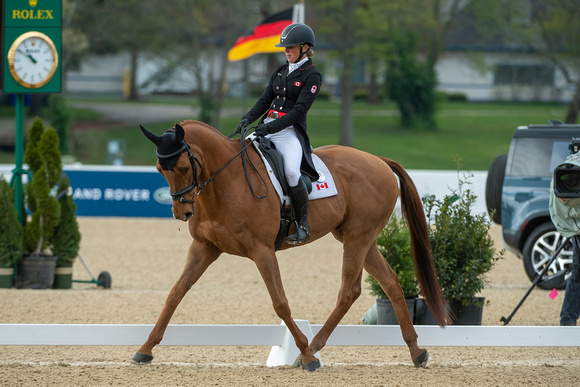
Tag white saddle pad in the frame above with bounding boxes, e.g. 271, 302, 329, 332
249, 135, 338, 204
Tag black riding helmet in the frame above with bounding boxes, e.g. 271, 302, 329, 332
275, 23, 315, 48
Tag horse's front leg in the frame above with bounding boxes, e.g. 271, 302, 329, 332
307, 240, 366, 358
252, 249, 320, 371
132, 240, 221, 364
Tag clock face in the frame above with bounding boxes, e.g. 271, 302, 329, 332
7, 31, 59, 89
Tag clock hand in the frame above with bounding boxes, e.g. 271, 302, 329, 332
17, 49, 37, 64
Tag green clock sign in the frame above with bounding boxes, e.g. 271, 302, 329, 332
2, 0, 62, 93
2, 0, 63, 224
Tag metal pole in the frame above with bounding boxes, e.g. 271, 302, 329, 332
294, 1, 305, 23
76, 253, 97, 281
11, 94, 25, 224
242, 59, 249, 113
500, 237, 570, 325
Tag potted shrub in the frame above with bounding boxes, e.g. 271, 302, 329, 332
52, 175, 81, 289
365, 216, 420, 324
15, 117, 80, 289
417, 172, 504, 325
0, 176, 23, 288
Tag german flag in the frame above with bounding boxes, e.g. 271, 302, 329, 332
228, 8, 293, 62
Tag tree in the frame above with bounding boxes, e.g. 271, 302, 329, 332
313, 0, 359, 147
71, 0, 167, 100
313, 0, 464, 135
154, 0, 239, 126
0, 177, 23, 266
535, 0, 580, 123
23, 119, 62, 256
153, 1, 294, 127
52, 175, 81, 265
386, 30, 438, 130
61, 0, 89, 90
383, 0, 464, 130
355, 1, 392, 104
47, 95, 73, 155
467, 0, 580, 123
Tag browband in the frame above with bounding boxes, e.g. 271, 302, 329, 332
156, 141, 189, 159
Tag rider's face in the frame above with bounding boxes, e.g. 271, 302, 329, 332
284, 45, 306, 63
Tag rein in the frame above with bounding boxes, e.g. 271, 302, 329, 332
160, 127, 267, 204
234, 126, 269, 200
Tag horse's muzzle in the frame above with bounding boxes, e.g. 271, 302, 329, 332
173, 205, 194, 222
180, 212, 193, 221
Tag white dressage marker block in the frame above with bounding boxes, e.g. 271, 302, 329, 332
266, 319, 322, 367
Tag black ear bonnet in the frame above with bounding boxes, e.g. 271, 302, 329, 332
156, 128, 188, 170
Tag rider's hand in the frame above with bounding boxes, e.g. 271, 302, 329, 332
235, 118, 251, 134
255, 123, 270, 137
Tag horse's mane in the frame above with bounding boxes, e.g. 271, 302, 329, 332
177, 119, 224, 138
156, 120, 230, 171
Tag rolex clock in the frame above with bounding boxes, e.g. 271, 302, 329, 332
7, 31, 59, 89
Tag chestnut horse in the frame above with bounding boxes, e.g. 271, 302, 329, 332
135, 120, 450, 371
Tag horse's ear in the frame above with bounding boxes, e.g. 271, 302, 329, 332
140, 125, 161, 145
174, 123, 185, 142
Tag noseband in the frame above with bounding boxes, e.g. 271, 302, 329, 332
156, 140, 201, 204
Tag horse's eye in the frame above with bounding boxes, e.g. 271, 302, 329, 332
181, 166, 190, 174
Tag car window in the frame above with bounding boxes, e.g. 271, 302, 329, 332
510, 138, 570, 177
550, 141, 572, 172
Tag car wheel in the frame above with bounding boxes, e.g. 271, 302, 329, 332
485, 154, 507, 224
522, 222, 573, 290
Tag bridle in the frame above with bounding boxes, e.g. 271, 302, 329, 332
157, 128, 267, 205
156, 140, 201, 204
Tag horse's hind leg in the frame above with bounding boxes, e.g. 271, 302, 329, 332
363, 245, 428, 367
132, 241, 221, 364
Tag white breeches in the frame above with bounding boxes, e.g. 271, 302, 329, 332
265, 126, 303, 187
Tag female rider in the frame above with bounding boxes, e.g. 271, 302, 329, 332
236, 23, 322, 245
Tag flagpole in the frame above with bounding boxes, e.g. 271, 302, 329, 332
293, 1, 305, 23
242, 60, 249, 113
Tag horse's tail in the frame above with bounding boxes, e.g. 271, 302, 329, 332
381, 157, 452, 327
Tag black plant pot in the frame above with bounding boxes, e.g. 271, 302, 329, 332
376, 298, 416, 325
414, 297, 484, 325
15, 255, 58, 289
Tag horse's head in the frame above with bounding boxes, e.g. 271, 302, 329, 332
141, 123, 199, 221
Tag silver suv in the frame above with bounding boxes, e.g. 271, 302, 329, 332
485, 122, 577, 289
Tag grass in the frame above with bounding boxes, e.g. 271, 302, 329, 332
300, 100, 565, 170
0, 98, 569, 170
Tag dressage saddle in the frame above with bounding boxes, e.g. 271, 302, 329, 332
253, 136, 312, 250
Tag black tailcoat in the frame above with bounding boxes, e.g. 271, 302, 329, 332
243, 59, 322, 180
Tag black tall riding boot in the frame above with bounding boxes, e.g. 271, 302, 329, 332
286, 180, 310, 244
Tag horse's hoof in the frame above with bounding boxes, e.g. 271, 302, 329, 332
292, 355, 321, 371
132, 352, 153, 364
413, 349, 429, 368
301, 359, 321, 372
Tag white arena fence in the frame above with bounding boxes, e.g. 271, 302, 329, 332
1, 321, 578, 366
